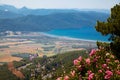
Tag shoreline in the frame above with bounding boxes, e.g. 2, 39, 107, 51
41, 32, 108, 43
2, 31, 109, 43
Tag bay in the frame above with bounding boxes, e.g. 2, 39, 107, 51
47, 27, 109, 42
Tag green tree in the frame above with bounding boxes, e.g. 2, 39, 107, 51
95, 3, 120, 58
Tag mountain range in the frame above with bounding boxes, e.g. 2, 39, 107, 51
0, 4, 110, 32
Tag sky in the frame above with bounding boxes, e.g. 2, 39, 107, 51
0, 0, 119, 9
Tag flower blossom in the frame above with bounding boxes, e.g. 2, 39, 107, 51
88, 73, 94, 80
93, 58, 98, 63
115, 60, 119, 63
73, 59, 80, 66
96, 56, 100, 59
56, 77, 62, 80
70, 70, 75, 77
106, 59, 110, 63
64, 75, 69, 80
102, 64, 107, 69
78, 56, 82, 61
104, 70, 113, 79
96, 65, 98, 68
86, 58, 90, 65
89, 49, 96, 56
98, 70, 102, 73
87, 70, 92, 75
116, 70, 120, 75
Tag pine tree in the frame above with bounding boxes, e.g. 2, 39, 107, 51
95, 3, 120, 58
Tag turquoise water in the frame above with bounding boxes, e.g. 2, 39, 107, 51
47, 27, 109, 41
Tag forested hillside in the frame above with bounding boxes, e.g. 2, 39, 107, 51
0, 12, 109, 32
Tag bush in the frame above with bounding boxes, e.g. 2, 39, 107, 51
57, 48, 120, 80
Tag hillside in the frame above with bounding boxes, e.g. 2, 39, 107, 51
0, 5, 109, 32
0, 50, 88, 80
0, 10, 23, 19
0, 12, 109, 32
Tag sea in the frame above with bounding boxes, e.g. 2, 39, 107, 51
46, 27, 109, 42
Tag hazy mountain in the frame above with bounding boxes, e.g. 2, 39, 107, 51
0, 4, 110, 16
76, 9, 110, 14
0, 10, 23, 19
0, 4, 110, 32
18, 7, 79, 16
0, 12, 109, 32
0, 4, 18, 12
0, 4, 79, 16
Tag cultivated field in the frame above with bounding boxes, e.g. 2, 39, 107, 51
0, 32, 97, 62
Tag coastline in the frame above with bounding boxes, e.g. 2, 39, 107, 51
42, 32, 108, 43
0, 31, 99, 63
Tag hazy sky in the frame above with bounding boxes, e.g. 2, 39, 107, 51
0, 0, 119, 9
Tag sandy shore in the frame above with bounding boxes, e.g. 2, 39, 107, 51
42, 32, 108, 42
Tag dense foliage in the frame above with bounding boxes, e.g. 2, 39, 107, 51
57, 48, 120, 80
95, 4, 120, 57
14, 50, 88, 80
0, 64, 19, 80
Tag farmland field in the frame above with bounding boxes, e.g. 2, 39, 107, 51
0, 32, 97, 63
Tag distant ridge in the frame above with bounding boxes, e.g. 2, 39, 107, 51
0, 4, 110, 16
0, 12, 109, 32
75, 9, 110, 13
0, 4, 110, 32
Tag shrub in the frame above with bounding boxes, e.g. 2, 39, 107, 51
57, 49, 120, 80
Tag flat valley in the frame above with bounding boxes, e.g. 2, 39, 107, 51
0, 31, 96, 63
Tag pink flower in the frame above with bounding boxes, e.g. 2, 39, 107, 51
118, 64, 120, 67
88, 73, 94, 80
89, 49, 96, 56
93, 58, 97, 63
78, 56, 82, 61
86, 58, 90, 65
96, 56, 100, 59
98, 70, 102, 73
56, 77, 62, 80
106, 59, 110, 63
64, 75, 69, 80
87, 70, 92, 75
115, 60, 119, 63
70, 70, 75, 77
104, 70, 113, 79
96, 65, 98, 68
102, 64, 107, 69
73, 59, 80, 66
116, 70, 120, 75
